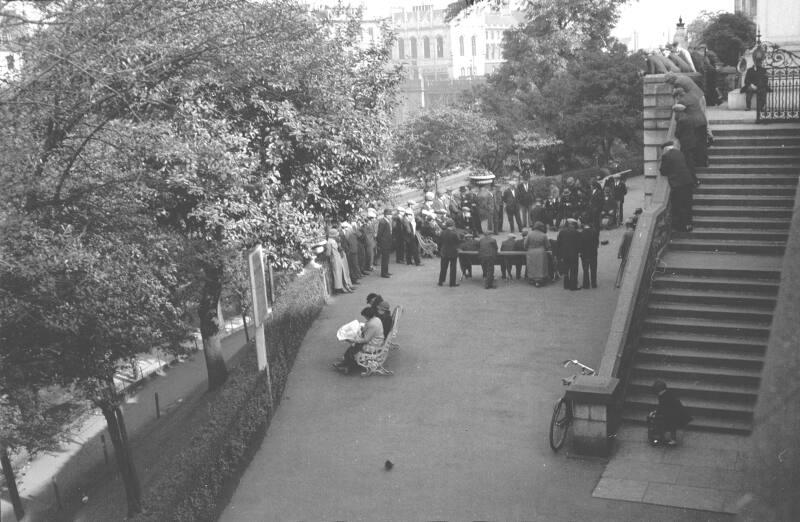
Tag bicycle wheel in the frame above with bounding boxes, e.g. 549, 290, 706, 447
549, 398, 571, 452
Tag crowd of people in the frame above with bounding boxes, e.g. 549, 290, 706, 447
323, 169, 636, 294
645, 41, 721, 107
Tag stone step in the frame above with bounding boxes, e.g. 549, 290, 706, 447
669, 238, 785, 255
636, 345, 765, 368
692, 216, 791, 230
643, 316, 771, 338
624, 393, 755, 419
711, 135, 800, 147
647, 302, 775, 323
693, 194, 795, 207
659, 257, 782, 280
695, 184, 796, 195
620, 408, 752, 435
709, 154, 799, 165
652, 273, 780, 293
695, 173, 799, 185
674, 228, 788, 242
697, 164, 799, 174
628, 375, 759, 402
709, 145, 800, 156
711, 124, 800, 137
631, 361, 762, 385
693, 205, 794, 218
650, 288, 777, 308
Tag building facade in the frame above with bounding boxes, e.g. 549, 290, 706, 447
391, 4, 451, 81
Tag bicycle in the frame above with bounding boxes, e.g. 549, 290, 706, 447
549, 359, 597, 452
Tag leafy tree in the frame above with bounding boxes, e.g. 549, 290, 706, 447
537, 42, 643, 168
1, 0, 400, 515
393, 107, 494, 190
702, 12, 757, 66
686, 10, 724, 46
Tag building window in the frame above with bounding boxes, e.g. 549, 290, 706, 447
459, 35, 464, 57
471, 35, 476, 56
437, 36, 444, 58
6, 54, 14, 71
423, 36, 430, 58
410, 37, 417, 59
398, 38, 405, 59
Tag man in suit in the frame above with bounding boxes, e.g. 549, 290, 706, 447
477, 230, 498, 289
503, 177, 523, 232
392, 208, 405, 263
660, 141, 695, 232
458, 233, 479, 278
673, 86, 708, 168
437, 219, 461, 287
376, 209, 394, 278
500, 234, 520, 280
341, 222, 361, 285
362, 209, 377, 273
741, 59, 770, 112
579, 217, 600, 289
517, 175, 534, 228
557, 218, 581, 290
403, 209, 422, 266
492, 182, 504, 233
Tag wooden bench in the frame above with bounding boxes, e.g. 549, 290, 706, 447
355, 305, 402, 376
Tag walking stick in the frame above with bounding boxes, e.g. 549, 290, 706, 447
615, 257, 627, 288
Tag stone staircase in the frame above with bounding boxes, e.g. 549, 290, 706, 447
622, 121, 800, 434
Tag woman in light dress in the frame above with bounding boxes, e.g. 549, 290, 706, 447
524, 221, 551, 287
326, 227, 353, 294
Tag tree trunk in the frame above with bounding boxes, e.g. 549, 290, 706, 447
1, 445, 24, 521
241, 311, 250, 343
198, 263, 228, 390
100, 405, 142, 516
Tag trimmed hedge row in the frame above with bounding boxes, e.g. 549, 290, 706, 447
132, 262, 329, 522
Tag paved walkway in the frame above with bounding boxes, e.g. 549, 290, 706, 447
220, 177, 731, 522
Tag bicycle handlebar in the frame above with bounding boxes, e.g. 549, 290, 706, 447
561, 359, 597, 376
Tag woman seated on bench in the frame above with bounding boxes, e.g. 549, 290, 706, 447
334, 306, 385, 375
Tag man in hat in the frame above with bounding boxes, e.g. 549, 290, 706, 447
477, 229, 498, 289
438, 219, 461, 287
492, 182, 504, 233
363, 209, 378, 272
517, 175, 534, 229
660, 140, 695, 232
500, 233, 521, 280
476, 184, 494, 234
376, 208, 394, 278
403, 208, 422, 266
341, 222, 361, 285
392, 207, 405, 263
578, 215, 600, 289
557, 218, 581, 290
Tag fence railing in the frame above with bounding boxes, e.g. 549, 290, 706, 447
757, 43, 800, 122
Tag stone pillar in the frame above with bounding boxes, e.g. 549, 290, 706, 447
564, 376, 620, 457
642, 75, 675, 205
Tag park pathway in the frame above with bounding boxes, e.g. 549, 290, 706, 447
220, 177, 730, 522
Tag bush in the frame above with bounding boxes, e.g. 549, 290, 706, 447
132, 263, 328, 522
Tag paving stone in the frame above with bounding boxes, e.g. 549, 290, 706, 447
592, 477, 648, 503
660, 446, 740, 470
612, 440, 665, 463
603, 458, 681, 483
675, 466, 747, 492
642, 482, 727, 512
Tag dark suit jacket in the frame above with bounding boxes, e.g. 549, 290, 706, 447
517, 182, 534, 206
377, 217, 393, 250
438, 228, 461, 258
503, 187, 519, 210
556, 227, 580, 261
742, 65, 770, 93
578, 226, 599, 258
675, 91, 706, 127
500, 237, 518, 251
477, 235, 498, 260
660, 148, 694, 188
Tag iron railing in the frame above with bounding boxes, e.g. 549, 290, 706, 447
756, 43, 800, 123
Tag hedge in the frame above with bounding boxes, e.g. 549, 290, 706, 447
132, 262, 329, 522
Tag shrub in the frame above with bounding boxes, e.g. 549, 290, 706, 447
132, 263, 328, 522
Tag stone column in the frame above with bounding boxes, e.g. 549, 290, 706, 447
564, 376, 619, 457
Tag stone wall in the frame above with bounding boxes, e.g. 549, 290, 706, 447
564, 73, 676, 456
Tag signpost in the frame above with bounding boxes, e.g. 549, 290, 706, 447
247, 245, 273, 405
